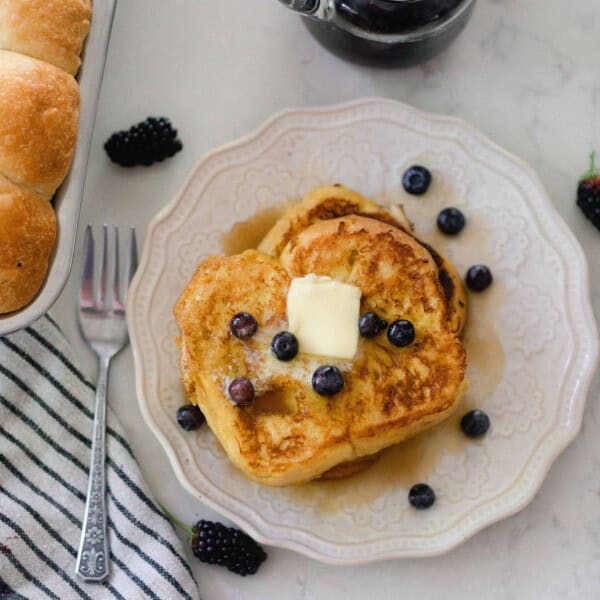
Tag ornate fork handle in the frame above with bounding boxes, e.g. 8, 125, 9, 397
76, 355, 111, 581
76, 225, 136, 580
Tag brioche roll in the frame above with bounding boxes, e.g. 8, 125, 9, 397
0, 0, 92, 75
0, 175, 56, 313
0, 50, 79, 198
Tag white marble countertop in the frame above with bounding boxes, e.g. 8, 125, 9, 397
51, 0, 600, 597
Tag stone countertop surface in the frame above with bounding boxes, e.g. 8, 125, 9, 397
51, 0, 600, 598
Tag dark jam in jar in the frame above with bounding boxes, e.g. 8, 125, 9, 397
303, 0, 474, 67
337, 0, 463, 33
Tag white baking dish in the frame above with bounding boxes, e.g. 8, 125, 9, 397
0, 0, 116, 336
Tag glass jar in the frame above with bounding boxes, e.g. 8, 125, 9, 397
280, 0, 476, 68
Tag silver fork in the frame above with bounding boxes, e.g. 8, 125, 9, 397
75, 224, 137, 582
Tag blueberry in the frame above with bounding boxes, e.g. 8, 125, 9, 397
402, 165, 432, 195
271, 331, 299, 361
461, 409, 490, 438
437, 207, 466, 235
465, 265, 493, 292
312, 366, 344, 397
230, 312, 258, 339
408, 483, 436, 509
176, 404, 205, 431
387, 319, 415, 347
358, 312, 388, 338
228, 378, 255, 407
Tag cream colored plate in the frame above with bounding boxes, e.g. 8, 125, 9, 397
128, 98, 598, 563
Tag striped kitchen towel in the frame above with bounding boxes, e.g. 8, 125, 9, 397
0, 315, 199, 599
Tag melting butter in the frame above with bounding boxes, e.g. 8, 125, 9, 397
287, 274, 361, 360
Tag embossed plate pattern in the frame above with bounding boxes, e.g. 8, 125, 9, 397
128, 98, 598, 563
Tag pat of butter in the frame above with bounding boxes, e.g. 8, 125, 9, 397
287, 274, 361, 360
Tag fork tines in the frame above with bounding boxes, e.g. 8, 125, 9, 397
80, 225, 137, 313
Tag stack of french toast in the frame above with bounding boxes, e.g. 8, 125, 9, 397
175, 185, 468, 486
0, 0, 91, 313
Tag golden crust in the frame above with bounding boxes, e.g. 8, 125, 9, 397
0, 174, 56, 313
319, 453, 381, 480
418, 239, 468, 336
280, 216, 467, 455
0, 0, 91, 75
175, 217, 467, 486
258, 184, 413, 257
0, 50, 79, 198
260, 184, 467, 336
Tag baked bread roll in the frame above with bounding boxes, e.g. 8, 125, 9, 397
0, 0, 92, 75
0, 174, 56, 313
0, 2, 88, 314
0, 50, 79, 312
0, 50, 79, 199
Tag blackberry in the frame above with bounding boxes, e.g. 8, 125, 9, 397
191, 520, 267, 576
160, 506, 267, 577
104, 116, 182, 167
577, 151, 600, 231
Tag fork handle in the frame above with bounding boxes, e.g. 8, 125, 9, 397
76, 355, 111, 581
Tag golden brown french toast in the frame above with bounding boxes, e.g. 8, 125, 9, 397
175, 215, 467, 486
259, 184, 467, 336
258, 184, 412, 256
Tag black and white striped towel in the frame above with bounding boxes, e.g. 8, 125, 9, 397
0, 315, 199, 599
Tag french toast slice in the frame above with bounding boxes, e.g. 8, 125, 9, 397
259, 184, 467, 337
258, 184, 413, 257
175, 216, 467, 486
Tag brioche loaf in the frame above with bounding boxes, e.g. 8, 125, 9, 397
0, 0, 89, 313
0, 0, 92, 75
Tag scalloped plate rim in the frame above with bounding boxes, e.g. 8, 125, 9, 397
127, 97, 599, 564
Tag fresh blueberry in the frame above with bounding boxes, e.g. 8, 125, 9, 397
312, 366, 344, 397
460, 409, 490, 438
271, 331, 299, 361
359, 312, 388, 338
437, 207, 466, 235
230, 312, 258, 339
228, 378, 255, 407
176, 404, 205, 431
387, 319, 416, 347
465, 265, 493, 292
408, 483, 436, 509
402, 165, 432, 195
